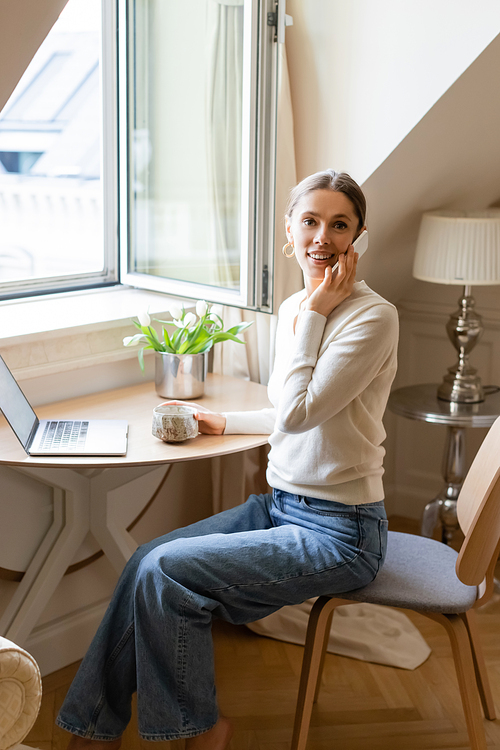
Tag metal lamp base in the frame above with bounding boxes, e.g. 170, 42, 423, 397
437, 285, 485, 404
437, 369, 484, 403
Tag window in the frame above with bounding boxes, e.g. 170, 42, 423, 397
0, 0, 280, 311
119, 0, 279, 311
0, 0, 116, 299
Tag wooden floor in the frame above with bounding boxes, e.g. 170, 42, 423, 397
24, 517, 500, 750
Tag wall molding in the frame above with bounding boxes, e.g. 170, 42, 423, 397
398, 298, 500, 329
1, 326, 145, 380
386, 294, 500, 533
25, 598, 109, 677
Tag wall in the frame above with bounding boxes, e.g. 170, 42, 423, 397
285, 0, 500, 183
0, 0, 69, 112
384, 280, 500, 521
284, 2, 500, 521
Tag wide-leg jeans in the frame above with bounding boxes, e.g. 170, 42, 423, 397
57, 490, 387, 741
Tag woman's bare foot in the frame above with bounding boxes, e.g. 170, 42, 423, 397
185, 716, 233, 750
66, 735, 122, 750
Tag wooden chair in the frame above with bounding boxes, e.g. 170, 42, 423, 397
292, 416, 500, 750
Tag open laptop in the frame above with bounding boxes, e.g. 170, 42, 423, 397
0, 354, 128, 456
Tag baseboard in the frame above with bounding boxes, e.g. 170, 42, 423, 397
24, 598, 109, 677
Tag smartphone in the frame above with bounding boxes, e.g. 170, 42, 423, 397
331, 229, 369, 273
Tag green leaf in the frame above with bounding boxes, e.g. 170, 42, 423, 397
172, 325, 186, 350
155, 318, 178, 327
205, 314, 223, 330
177, 339, 191, 354
138, 347, 145, 372
162, 327, 175, 353
226, 322, 252, 336
124, 333, 148, 346
210, 332, 247, 345
189, 339, 213, 354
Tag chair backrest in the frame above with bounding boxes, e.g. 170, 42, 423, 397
456, 416, 500, 602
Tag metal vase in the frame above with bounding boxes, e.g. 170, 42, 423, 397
155, 352, 208, 399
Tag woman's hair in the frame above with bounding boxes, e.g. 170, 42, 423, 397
286, 169, 366, 231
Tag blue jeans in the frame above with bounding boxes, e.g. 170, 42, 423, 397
56, 490, 387, 741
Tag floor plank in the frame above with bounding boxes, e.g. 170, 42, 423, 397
23, 516, 500, 750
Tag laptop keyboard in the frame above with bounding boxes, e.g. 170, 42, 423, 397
40, 420, 89, 450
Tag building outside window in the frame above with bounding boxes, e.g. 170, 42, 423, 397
0, 0, 115, 297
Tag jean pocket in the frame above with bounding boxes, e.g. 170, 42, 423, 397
378, 518, 389, 563
300, 495, 357, 518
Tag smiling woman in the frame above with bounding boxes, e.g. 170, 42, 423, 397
283, 169, 367, 318
55, 170, 400, 750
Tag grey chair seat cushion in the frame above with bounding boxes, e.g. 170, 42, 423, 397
336, 531, 478, 614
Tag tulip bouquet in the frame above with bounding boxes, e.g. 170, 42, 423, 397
123, 300, 252, 370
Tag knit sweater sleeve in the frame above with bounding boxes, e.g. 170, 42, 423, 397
275, 304, 399, 434
222, 408, 276, 435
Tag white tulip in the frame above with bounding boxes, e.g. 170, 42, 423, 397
196, 300, 208, 317
137, 310, 151, 327
123, 336, 138, 346
168, 302, 183, 320
183, 312, 197, 328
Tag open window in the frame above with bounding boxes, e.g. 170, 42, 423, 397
119, 0, 280, 312
0, 0, 117, 300
0, 0, 282, 311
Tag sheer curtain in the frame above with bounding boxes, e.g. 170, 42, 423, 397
206, 0, 244, 288
210, 41, 302, 514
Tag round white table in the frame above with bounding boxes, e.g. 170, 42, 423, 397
0, 374, 271, 644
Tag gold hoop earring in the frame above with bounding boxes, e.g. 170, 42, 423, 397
282, 242, 295, 258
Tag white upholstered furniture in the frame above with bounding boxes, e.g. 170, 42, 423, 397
0, 637, 42, 750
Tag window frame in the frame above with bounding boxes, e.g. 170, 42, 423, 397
0, 0, 119, 302
118, 0, 279, 313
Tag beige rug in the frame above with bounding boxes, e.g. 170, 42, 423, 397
247, 600, 431, 670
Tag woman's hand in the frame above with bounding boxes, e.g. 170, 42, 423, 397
162, 401, 226, 435
304, 245, 358, 318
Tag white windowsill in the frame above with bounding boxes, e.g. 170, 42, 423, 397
0, 285, 190, 381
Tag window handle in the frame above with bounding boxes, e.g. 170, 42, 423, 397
267, 1, 293, 44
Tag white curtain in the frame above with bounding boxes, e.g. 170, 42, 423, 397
206, 0, 244, 287
210, 42, 302, 513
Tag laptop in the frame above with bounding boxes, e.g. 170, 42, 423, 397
0, 354, 128, 456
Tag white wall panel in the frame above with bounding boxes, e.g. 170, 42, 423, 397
384, 295, 498, 520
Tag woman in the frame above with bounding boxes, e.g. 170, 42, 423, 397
57, 170, 398, 750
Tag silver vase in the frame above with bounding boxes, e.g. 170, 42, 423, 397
155, 352, 208, 399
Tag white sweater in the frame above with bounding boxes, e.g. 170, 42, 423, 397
224, 281, 399, 505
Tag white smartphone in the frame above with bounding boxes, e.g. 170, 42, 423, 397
331, 229, 369, 273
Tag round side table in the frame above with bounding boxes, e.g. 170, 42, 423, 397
388, 383, 500, 544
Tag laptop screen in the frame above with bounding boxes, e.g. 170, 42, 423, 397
0, 355, 38, 450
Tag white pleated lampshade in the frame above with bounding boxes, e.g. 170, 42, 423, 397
413, 209, 500, 285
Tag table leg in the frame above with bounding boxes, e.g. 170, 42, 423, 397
0, 468, 90, 645
0, 464, 169, 645
420, 425, 466, 544
89, 465, 169, 574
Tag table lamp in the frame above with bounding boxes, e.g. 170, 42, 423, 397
413, 209, 500, 403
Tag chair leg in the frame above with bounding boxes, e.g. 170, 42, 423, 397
426, 612, 488, 750
291, 596, 339, 750
464, 610, 496, 720
313, 608, 335, 703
